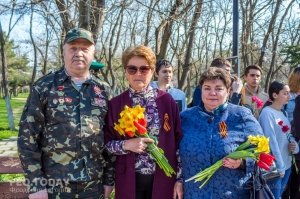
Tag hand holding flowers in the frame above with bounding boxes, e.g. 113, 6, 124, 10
185, 135, 275, 188
114, 105, 176, 177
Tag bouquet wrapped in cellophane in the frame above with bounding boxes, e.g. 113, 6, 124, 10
186, 135, 275, 188
114, 105, 175, 177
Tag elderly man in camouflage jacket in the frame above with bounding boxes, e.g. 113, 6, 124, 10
18, 28, 115, 199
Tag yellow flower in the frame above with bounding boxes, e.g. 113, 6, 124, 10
125, 123, 136, 133
132, 105, 145, 119
113, 105, 175, 177
248, 135, 262, 145
114, 124, 125, 136
256, 137, 270, 153
247, 135, 270, 153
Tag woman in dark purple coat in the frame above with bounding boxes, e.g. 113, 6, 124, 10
104, 45, 183, 199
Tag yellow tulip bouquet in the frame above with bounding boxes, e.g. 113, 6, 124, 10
114, 105, 175, 177
186, 135, 275, 188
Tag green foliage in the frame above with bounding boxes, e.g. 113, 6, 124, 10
0, 130, 18, 140
0, 93, 28, 131
1, 33, 31, 90
282, 45, 300, 67
0, 174, 25, 182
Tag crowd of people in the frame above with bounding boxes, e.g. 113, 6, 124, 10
17, 28, 300, 199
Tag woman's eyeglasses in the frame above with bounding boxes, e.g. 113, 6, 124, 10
126, 65, 151, 75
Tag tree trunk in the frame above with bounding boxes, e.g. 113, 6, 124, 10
264, 0, 295, 91
29, 3, 38, 89
258, 0, 282, 67
90, 0, 106, 44
55, 0, 74, 32
79, 0, 90, 29
0, 22, 15, 130
178, 0, 203, 90
107, 4, 125, 93
144, 0, 159, 46
155, 0, 191, 60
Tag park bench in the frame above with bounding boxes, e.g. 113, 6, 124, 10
0, 156, 28, 199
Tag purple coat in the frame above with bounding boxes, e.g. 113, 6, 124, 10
104, 89, 182, 199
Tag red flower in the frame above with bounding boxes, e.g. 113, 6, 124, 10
251, 96, 258, 103
126, 131, 135, 137
251, 96, 264, 109
282, 125, 290, 133
257, 153, 275, 171
278, 120, 283, 126
138, 118, 147, 127
257, 160, 271, 171
256, 100, 264, 109
134, 121, 147, 135
258, 152, 275, 166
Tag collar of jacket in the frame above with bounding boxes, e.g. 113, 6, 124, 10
200, 102, 228, 116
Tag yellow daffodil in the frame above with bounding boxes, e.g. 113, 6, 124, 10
113, 105, 175, 177
132, 105, 145, 119
125, 123, 136, 133
114, 124, 125, 136
248, 135, 262, 145
256, 137, 270, 153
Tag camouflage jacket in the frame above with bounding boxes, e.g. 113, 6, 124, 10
18, 68, 115, 193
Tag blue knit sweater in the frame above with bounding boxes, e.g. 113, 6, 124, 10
180, 103, 263, 199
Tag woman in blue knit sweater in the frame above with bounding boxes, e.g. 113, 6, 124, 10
258, 81, 299, 199
180, 67, 263, 199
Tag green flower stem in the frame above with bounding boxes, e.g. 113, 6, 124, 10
186, 149, 258, 187
145, 135, 175, 177
292, 155, 299, 174
226, 150, 256, 159
186, 160, 222, 182
185, 135, 272, 189
235, 141, 250, 151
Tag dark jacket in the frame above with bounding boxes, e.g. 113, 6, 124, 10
293, 95, 300, 141
104, 89, 182, 199
18, 68, 114, 193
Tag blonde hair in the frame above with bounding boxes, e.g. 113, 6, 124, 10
288, 67, 300, 93
122, 45, 156, 70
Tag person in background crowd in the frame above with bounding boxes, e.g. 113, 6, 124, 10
282, 66, 300, 199
240, 65, 268, 118
190, 57, 243, 107
180, 67, 262, 198
104, 45, 183, 199
258, 81, 299, 199
151, 59, 187, 112
286, 67, 300, 122
18, 28, 114, 199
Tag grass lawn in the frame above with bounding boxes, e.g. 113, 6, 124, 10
0, 174, 25, 182
0, 92, 28, 133
0, 93, 28, 182
0, 130, 18, 140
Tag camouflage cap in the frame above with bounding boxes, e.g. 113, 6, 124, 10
64, 28, 94, 44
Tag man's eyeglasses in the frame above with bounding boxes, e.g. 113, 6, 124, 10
126, 65, 151, 75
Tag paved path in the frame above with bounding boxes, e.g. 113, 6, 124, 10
0, 136, 18, 158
